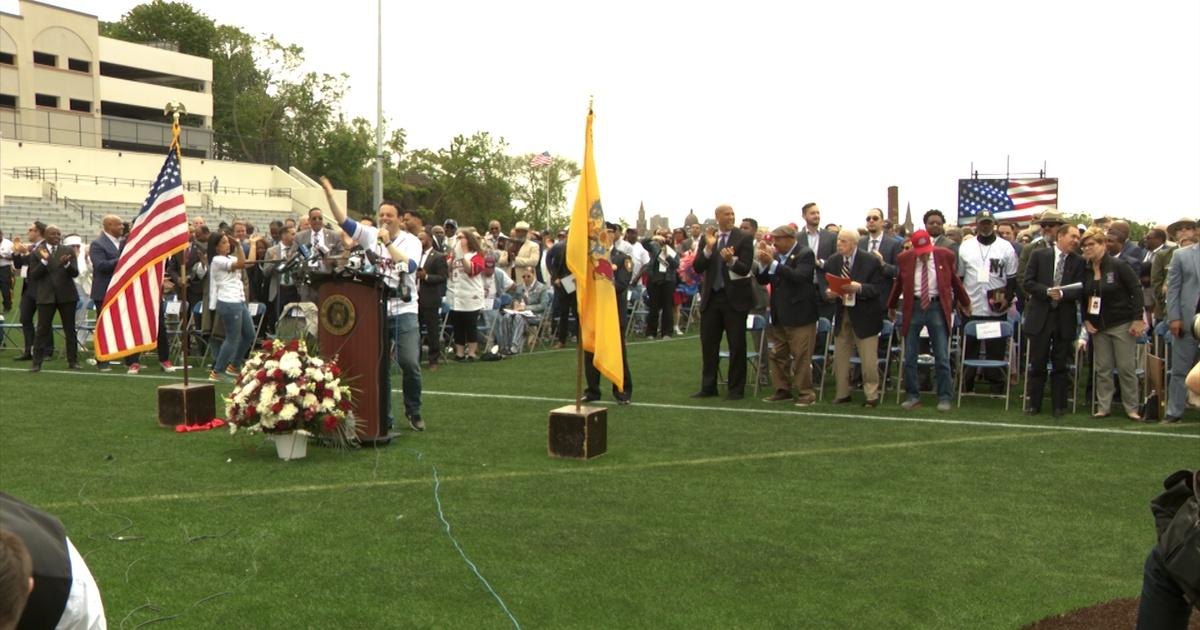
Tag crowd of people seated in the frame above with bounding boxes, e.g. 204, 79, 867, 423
1, 198, 1197, 424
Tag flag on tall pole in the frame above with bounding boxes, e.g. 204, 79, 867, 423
93, 122, 190, 361
530, 151, 552, 167
566, 105, 624, 392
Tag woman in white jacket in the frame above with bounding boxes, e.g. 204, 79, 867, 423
446, 227, 486, 360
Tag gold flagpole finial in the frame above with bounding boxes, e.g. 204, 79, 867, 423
164, 101, 187, 158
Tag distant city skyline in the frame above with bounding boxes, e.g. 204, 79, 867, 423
6, 0, 1198, 231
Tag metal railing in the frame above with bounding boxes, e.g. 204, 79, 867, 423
7, 167, 290, 198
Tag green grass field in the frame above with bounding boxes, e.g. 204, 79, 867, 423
2, 318, 1198, 628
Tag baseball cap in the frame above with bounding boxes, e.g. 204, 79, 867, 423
910, 229, 934, 255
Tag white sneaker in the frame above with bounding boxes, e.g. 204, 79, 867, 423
673, 327, 683, 335
936, 400, 952, 412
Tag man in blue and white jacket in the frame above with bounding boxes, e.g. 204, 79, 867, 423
321, 176, 425, 433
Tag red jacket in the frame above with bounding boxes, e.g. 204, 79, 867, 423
886, 247, 970, 335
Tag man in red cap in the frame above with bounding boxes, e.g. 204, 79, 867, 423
887, 230, 971, 411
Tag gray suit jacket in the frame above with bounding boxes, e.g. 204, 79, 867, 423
1166, 245, 1200, 327
295, 227, 344, 257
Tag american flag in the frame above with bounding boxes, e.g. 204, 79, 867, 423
957, 178, 1058, 224
529, 151, 552, 167
93, 149, 190, 361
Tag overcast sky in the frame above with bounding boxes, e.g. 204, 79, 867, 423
7, 0, 1199, 230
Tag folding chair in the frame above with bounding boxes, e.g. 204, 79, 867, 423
718, 313, 768, 397
956, 320, 1015, 409
625, 289, 649, 338
247, 302, 268, 343
681, 293, 701, 335
811, 317, 833, 400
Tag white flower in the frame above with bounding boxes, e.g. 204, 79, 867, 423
319, 398, 335, 411
260, 413, 278, 429
302, 393, 318, 409
264, 360, 279, 371
310, 357, 324, 368
285, 383, 301, 398
280, 404, 298, 420
279, 354, 303, 378
239, 381, 258, 399
258, 384, 277, 409
309, 369, 326, 383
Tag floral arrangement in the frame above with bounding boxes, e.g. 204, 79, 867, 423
225, 339, 358, 445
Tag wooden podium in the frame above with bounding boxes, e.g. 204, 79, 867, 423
317, 275, 392, 445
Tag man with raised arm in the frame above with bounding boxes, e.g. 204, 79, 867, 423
320, 177, 425, 433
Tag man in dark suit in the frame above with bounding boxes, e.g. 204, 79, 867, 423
755, 225, 819, 405
800, 203, 838, 321
416, 231, 448, 370
89, 215, 138, 372
692, 204, 756, 400
11, 221, 48, 360
1022, 224, 1085, 416
823, 228, 889, 406
860, 207, 901, 282
295, 207, 345, 300
29, 226, 80, 371
584, 222, 633, 404
887, 230, 972, 412
642, 232, 679, 339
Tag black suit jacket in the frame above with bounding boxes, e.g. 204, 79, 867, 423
418, 249, 449, 308
756, 242, 818, 327
28, 245, 79, 304
1021, 246, 1085, 338
693, 229, 755, 312
641, 239, 679, 286
858, 234, 900, 277
821, 251, 888, 338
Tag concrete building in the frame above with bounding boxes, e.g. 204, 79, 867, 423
0, 0, 214, 156
648, 214, 669, 232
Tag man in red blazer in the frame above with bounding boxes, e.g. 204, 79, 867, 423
886, 230, 972, 411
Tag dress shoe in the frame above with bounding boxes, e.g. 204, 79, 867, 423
725, 392, 744, 401
581, 393, 601, 403
67, 362, 81, 370
862, 398, 880, 408
1091, 411, 1110, 419
408, 415, 426, 431
13, 353, 32, 361
1052, 408, 1068, 418
1160, 416, 1182, 425
1023, 408, 1040, 416
616, 398, 631, 406
831, 396, 852, 404
689, 390, 718, 399
762, 390, 793, 403
29, 363, 42, 373
794, 397, 816, 407
1126, 411, 1143, 422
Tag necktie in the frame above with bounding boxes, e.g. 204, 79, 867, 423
841, 257, 851, 279
713, 233, 728, 291
920, 258, 931, 310
870, 239, 878, 253
1054, 251, 1064, 287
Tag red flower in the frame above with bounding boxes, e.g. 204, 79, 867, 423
255, 369, 268, 383
304, 409, 316, 420
330, 365, 342, 377
323, 415, 338, 432
271, 401, 284, 413
285, 340, 300, 352
273, 369, 284, 381
338, 399, 352, 411
245, 405, 257, 418
261, 340, 274, 351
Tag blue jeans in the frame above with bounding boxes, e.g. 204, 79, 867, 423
904, 301, 952, 401
387, 313, 422, 426
213, 301, 254, 374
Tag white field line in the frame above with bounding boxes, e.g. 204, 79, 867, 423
40, 430, 1055, 510
3, 367, 1197, 441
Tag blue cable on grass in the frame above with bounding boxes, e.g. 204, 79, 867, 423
390, 447, 520, 629
432, 465, 522, 630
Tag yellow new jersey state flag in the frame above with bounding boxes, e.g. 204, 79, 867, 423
565, 108, 624, 391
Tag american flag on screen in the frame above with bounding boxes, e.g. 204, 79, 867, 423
529, 151, 552, 167
957, 178, 1058, 224
93, 149, 190, 361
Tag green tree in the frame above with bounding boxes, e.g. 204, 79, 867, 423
401, 132, 515, 230
510, 154, 580, 233
100, 1, 217, 57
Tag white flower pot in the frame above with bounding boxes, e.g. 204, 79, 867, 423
272, 432, 308, 460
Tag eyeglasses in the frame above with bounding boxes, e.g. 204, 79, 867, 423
865, 216, 880, 222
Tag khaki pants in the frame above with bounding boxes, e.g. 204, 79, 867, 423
1092, 323, 1139, 415
767, 322, 817, 402
833, 311, 880, 401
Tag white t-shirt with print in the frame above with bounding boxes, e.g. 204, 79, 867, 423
956, 236, 1017, 316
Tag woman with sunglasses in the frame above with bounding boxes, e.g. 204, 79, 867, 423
1079, 226, 1146, 419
